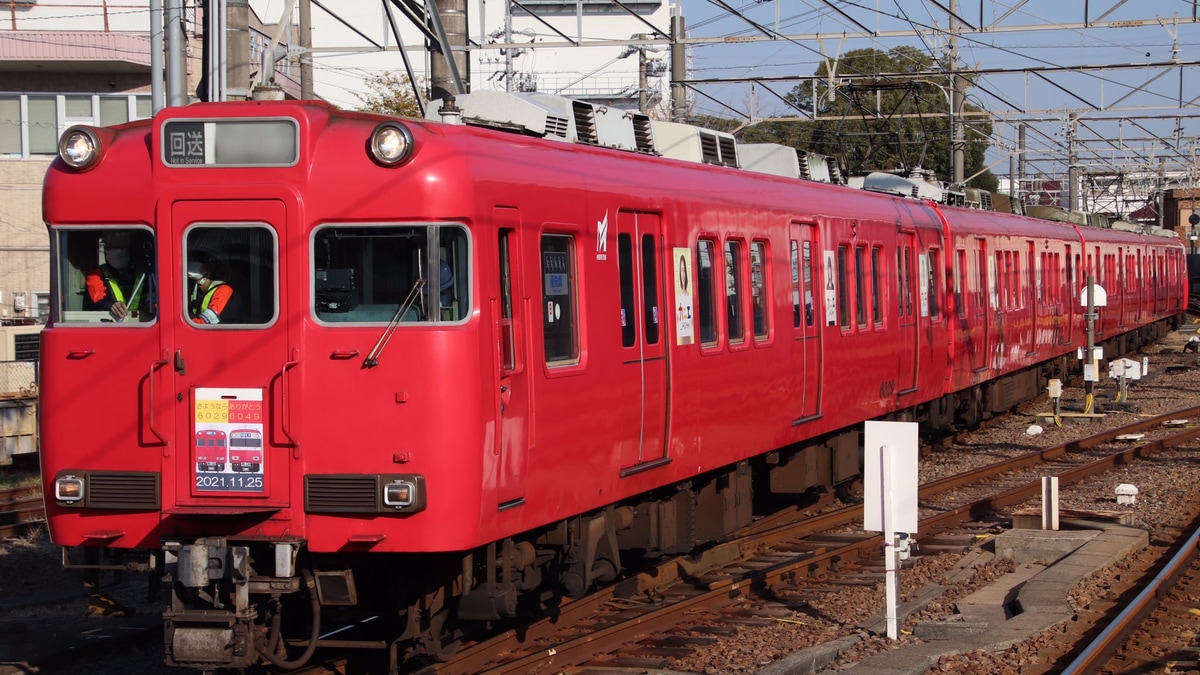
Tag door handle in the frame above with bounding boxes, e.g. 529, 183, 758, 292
278, 348, 300, 452
147, 357, 169, 449
174, 349, 186, 375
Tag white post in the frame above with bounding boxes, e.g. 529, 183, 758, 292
1042, 476, 1059, 530
881, 444, 899, 640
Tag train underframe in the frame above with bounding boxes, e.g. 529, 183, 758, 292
67, 317, 1179, 673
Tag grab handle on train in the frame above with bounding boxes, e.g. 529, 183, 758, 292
278, 348, 300, 453
147, 356, 169, 449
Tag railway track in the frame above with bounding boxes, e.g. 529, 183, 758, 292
285, 405, 1200, 675
0, 483, 44, 538
1062, 513, 1200, 673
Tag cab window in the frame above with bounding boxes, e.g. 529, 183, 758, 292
53, 227, 157, 324
185, 225, 276, 326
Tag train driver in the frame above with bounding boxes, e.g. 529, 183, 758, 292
188, 257, 235, 324
85, 231, 151, 322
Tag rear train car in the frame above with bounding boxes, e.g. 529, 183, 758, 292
39, 96, 1186, 671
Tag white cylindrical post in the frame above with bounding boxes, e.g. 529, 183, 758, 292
1042, 476, 1060, 530
882, 444, 899, 640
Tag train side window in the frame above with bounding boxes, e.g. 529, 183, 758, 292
186, 225, 276, 326
871, 245, 883, 325
541, 234, 579, 364
697, 239, 718, 345
954, 249, 966, 318
724, 240, 745, 343
927, 248, 940, 319
854, 245, 866, 328
499, 229, 516, 372
312, 224, 469, 324
641, 234, 660, 345
802, 241, 815, 327
618, 233, 636, 348
837, 244, 849, 328
751, 240, 768, 339
790, 240, 801, 328
52, 227, 157, 325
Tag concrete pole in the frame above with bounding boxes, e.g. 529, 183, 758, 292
151, 0, 164, 113
1067, 113, 1078, 212
949, 0, 964, 185
300, 0, 313, 99
671, 13, 686, 122
638, 34, 648, 113
430, 0, 468, 102
166, 0, 186, 107
226, 0, 250, 101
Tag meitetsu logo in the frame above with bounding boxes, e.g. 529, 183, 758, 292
596, 210, 608, 261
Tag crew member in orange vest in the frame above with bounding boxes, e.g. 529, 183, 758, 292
188, 258, 234, 324
85, 231, 149, 321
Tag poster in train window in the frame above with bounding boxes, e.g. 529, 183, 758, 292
193, 388, 265, 493
673, 247, 694, 346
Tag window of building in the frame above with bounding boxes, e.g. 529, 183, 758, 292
697, 239, 717, 345
541, 234, 578, 364
725, 239, 744, 342
0, 93, 153, 158
313, 224, 468, 325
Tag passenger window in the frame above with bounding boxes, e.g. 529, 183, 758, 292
854, 245, 866, 327
790, 240, 801, 328
802, 241, 814, 327
618, 233, 636, 348
750, 241, 768, 339
641, 234, 660, 345
313, 224, 468, 324
927, 248, 940, 319
541, 234, 578, 364
837, 245, 849, 328
53, 227, 157, 324
186, 225, 276, 326
697, 239, 718, 345
872, 246, 883, 325
725, 240, 745, 342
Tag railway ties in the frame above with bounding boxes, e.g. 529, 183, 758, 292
430, 407, 1200, 674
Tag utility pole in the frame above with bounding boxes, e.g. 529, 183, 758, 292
949, 0, 964, 185
637, 34, 649, 113
227, 0, 250, 100
430, 0, 468, 102
670, 8, 686, 122
1067, 112, 1078, 212
300, 0, 313, 99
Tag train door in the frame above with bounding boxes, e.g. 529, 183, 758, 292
1025, 242, 1036, 356
617, 211, 668, 470
970, 238, 989, 372
169, 200, 289, 508
897, 232, 918, 394
789, 223, 820, 421
495, 212, 530, 506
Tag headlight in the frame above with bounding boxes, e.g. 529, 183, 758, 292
368, 123, 414, 167
382, 478, 416, 508
58, 126, 102, 169
55, 475, 85, 503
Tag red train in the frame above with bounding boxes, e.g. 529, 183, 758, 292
40, 93, 1186, 671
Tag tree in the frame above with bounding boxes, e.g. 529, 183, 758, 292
356, 72, 424, 118
743, 46, 997, 192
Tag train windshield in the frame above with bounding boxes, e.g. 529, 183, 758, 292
312, 224, 469, 324
52, 227, 157, 325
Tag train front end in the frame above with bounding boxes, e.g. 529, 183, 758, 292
41, 102, 490, 670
